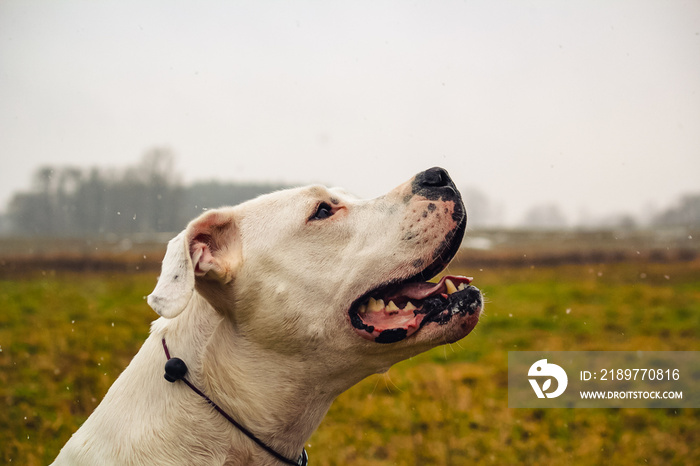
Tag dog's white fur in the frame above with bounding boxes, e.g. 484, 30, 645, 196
52, 171, 480, 465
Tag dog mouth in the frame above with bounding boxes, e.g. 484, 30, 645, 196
349, 275, 482, 344
349, 209, 482, 344
347, 170, 483, 345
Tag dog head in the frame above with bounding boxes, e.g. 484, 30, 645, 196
148, 167, 481, 375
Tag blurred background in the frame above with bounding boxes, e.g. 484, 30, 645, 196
1, 1, 698, 465
1, 0, 699, 235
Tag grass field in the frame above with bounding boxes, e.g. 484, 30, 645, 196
1, 255, 699, 465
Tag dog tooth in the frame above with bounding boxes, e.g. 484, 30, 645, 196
367, 298, 377, 311
368, 297, 384, 312
403, 301, 417, 311
386, 300, 400, 312
458, 283, 467, 291
445, 279, 458, 295
358, 304, 367, 314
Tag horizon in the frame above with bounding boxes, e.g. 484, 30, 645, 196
1, 153, 697, 232
2, 1, 699, 227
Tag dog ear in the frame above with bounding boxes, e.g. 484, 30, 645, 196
147, 209, 242, 318
147, 230, 194, 318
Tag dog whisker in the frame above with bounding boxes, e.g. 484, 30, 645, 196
382, 371, 404, 394
370, 373, 383, 396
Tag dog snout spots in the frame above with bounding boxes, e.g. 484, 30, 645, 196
402, 231, 418, 241
427, 203, 436, 212
412, 259, 425, 269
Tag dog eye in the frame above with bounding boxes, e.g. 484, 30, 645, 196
310, 202, 334, 220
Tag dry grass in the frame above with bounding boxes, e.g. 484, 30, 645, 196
1, 253, 698, 464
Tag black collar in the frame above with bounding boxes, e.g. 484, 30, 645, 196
162, 338, 308, 465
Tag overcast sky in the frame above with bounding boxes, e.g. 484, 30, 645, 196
1, 0, 699, 226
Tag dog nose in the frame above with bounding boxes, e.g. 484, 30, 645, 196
413, 167, 457, 196
410, 167, 463, 205
419, 167, 451, 188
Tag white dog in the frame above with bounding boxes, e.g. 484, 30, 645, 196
52, 167, 482, 465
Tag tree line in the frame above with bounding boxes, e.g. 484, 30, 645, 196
3, 148, 699, 236
5, 149, 292, 237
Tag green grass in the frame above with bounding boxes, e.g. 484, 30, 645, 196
1, 261, 699, 465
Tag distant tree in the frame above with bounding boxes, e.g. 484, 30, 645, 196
182, 180, 292, 222
653, 194, 700, 228
7, 149, 184, 236
607, 214, 637, 230
119, 148, 184, 233
521, 204, 568, 230
34, 166, 56, 233
7, 191, 47, 235
5, 149, 293, 237
461, 187, 503, 228
577, 211, 638, 230
73, 168, 107, 234
0, 213, 9, 235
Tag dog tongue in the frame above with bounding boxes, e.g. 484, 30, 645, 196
386, 275, 472, 301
